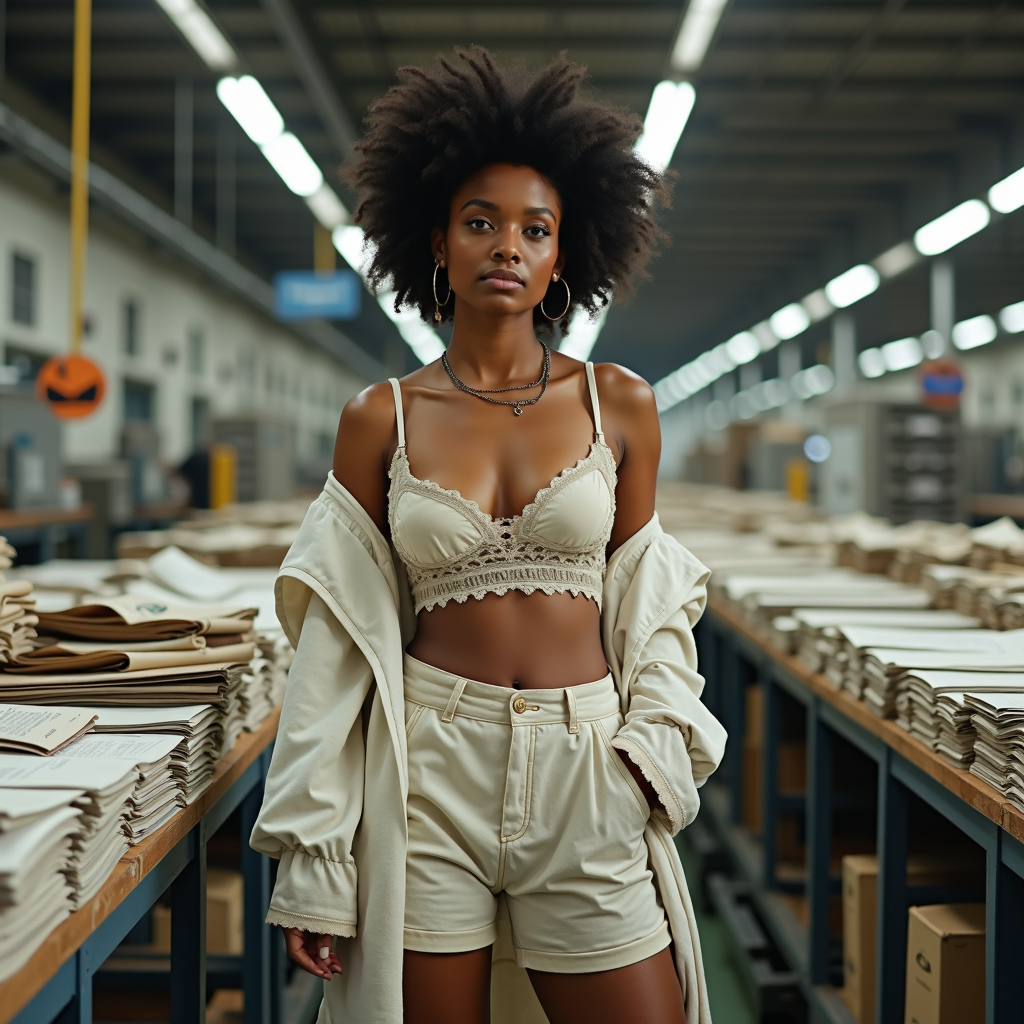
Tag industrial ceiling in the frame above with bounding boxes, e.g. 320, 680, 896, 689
3, 0, 1024, 384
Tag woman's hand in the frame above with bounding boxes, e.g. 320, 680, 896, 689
283, 927, 344, 981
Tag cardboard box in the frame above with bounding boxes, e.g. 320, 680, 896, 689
207, 867, 244, 955
905, 903, 984, 1024
842, 858, 979, 1024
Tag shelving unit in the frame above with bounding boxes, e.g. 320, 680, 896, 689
0, 711, 283, 1024
695, 599, 1024, 1024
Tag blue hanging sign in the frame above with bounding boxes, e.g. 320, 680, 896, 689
273, 270, 361, 321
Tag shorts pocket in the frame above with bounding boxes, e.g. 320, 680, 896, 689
404, 702, 427, 741
596, 719, 651, 822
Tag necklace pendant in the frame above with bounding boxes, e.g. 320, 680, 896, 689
513, 404, 523, 417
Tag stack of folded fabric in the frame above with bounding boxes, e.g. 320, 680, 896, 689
895, 670, 1024, 767
0, 789, 83, 981
89, 705, 224, 804
0, 537, 38, 664
61, 732, 185, 842
966, 694, 1024, 806
0, 755, 139, 906
0, 596, 256, 709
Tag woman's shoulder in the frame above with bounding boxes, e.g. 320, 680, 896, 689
591, 361, 658, 424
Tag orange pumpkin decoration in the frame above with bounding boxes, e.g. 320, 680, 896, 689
35, 354, 107, 419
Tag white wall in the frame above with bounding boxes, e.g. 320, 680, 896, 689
0, 168, 365, 471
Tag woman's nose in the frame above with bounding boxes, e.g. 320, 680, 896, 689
492, 231, 521, 263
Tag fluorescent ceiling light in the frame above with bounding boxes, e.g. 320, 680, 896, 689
858, 348, 885, 379
561, 306, 610, 361
989, 167, 1024, 215
768, 303, 809, 341
305, 184, 349, 230
1000, 300, 1024, 334
790, 364, 835, 399
872, 241, 920, 279
725, 330, 759, 365
711, 342, 737, 372
670, 0, 729, 73
635, 81, 696, 173
704, 399, 730, 432
155, 0, 237, 71
801, 289, 834, 322
825, 264, 880, 308
951, 314, 997, 351
217, 76, 283, 145
881, 337, 923, 372
752, 320, 779, 352
262, 132, 324, 197
914, 199, 990, 256
333, 225, 446, 364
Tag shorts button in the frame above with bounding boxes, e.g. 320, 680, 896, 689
512, 697, 527, 714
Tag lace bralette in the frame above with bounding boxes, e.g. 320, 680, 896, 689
386, 363, 618, 614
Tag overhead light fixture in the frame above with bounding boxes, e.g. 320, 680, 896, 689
873, 241, 920, 279
858, 349, 885, 379
305, 185, 349, 231
725, 330, 759, 365
951, 314, 997, 351
155, 0, 237, 71
670, 0, 729, 73
331, 225, 446, 364
768, 303, 809, 341
881, 336, 923, 371
988, 167, 1024, 215
635, 81, 696, 173
217, 76, 284, 145
1000, 300, 1024, 334
789, 364, 835, 399
261, 133, 323, 197
801, 289, 834, 322
561, 306, 610, 360
913, 199, 990, 256
824, 264, 880, 309
751, 321, 779, 351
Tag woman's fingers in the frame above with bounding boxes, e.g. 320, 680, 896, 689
311, 933, 344, 976
283, 927, 335, 980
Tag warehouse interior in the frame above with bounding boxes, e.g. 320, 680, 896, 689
1, 1, 1023, 1023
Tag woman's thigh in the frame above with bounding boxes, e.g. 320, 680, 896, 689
528, 947, 685, 1024
403, 947, 492, 1024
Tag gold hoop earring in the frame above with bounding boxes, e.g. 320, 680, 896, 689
540, 277, 570, 321
433, 261, 452, 322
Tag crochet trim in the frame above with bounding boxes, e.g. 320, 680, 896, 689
389, 441, 617, 614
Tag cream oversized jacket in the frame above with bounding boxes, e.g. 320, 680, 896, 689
251, 472, 727, 1024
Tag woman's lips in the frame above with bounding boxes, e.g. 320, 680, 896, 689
482, 277, 524, 290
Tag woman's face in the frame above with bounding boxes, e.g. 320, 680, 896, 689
432, 163, 566, 319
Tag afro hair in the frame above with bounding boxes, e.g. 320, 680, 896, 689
343, 47, 669, 336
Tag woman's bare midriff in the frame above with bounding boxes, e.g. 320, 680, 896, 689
406, 589, 609, 689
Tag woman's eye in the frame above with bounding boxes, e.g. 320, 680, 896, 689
467, 218, 492, 230
525, 225, 551, 238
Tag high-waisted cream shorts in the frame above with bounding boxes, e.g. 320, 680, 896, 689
402, 654, 670, 973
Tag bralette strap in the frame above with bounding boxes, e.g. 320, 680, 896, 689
388, 378, 406, 450
585, 362, 604, 441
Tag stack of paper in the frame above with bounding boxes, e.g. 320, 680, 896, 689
61, 733, 184, 842
0, 704, 97, 754
0, 791, 82, 982
0, 564, 38, 664
895, 671, 1024, 766
965, 694, 1024, 806
89, 705, 224, 804
0, 756, 139, 906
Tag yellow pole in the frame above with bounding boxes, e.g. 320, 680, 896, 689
69, 0, 92, 353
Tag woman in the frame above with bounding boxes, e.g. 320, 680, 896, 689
251, 49, 727, 1024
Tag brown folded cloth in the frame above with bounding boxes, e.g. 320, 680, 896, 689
1, 642, 256, 675
37, 608, 255, 642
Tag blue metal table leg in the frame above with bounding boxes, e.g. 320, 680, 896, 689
720, 639, 745, 823
52, 951, 91, 1024
875, 749, 907, 1024
807, 699, 833, 984
761, 669, 779, 887
170, 822, 207, 1024
987, 831, 1024, 1024
241, 754, 272, 1024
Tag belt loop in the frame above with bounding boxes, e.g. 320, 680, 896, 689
565, 687, 579, 734
441, 678, 469, 723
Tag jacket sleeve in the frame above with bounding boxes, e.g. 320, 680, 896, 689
250, 591, 373, 936
610, 575, 728, 836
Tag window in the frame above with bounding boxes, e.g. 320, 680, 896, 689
188, 327, 205, 376
191, 396, 210, 448
11, 253, 36, 326
123, 379, 155, 422
4, 344, 47, 384
123, 300, 140, 355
